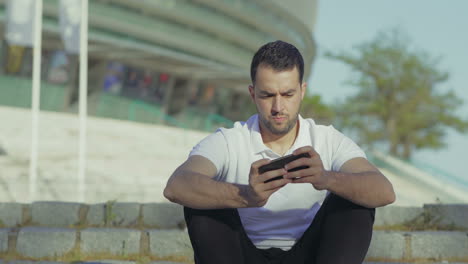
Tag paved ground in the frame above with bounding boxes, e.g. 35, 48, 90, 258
0, 261, 460, 264
0, 106, 208, 203
0, 106, 465, 206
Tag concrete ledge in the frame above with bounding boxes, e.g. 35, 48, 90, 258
87, 204, 105, 226
375, 206, 423, 226
424, 204, 468, 229
0, 227, 467, 262
16, 227, 76, 258
365, 230, 468, 261
80, 228, 141, 255
0, 261, 64, 264
142, 203, 184, 229
31, 202, 82, 227
0, 202, 187, 230
0, 229, 9, 253
0, 259, 188, 264
0, 202, 467, 262
107, 203, 140, 227
81, 261, 136, 264
367, 231, 407, 259
411, 231, 468, 259
1, 259, 467, 264
0, 203, 23, 227
0, 202, 466, 231
374, 204, 468, 230
148, 230, 192, 259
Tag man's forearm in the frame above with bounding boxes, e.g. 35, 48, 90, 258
325, 170, 395, 208
164, 170, 248, 209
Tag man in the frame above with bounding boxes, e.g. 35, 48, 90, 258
164, 40, 395, 264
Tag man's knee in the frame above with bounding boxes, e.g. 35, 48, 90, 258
324, 194, 376, 223
184, 207, 241, 229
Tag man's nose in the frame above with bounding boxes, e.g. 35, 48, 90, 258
272, 96, 283, 113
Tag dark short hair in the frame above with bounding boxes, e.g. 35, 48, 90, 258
250, 40, 304, 85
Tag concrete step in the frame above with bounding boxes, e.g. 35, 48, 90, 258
1, 202, 467, 230
0, 261, 467, 264
0, 227, 467, 263
0, 202, 467, 263
0, 261, 185, 264
0, 227, 193, 262
0, 202, 185, 229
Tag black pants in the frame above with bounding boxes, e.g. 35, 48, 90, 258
184, 194, 375, 264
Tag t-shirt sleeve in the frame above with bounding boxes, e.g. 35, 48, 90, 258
329, 126, 367, 171
189, 129, 228, 176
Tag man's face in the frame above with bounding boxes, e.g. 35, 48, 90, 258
249, 65, 306, 136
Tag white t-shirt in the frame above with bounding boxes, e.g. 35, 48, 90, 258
189, 114, 366, 250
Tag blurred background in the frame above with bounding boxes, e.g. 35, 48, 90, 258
0, 0, 467, 206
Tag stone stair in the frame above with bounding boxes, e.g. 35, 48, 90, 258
0, 202, 467, 263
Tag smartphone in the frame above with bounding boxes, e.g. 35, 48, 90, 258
259, 153, 310, 183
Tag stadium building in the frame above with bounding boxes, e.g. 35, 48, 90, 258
0, 0, 318, 129
0, 0, 467, 205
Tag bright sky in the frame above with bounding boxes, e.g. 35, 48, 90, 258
308, 0, 468, 181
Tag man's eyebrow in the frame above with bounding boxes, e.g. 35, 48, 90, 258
258, 90, 274, 95
282, 89, 296, 94
257, 88, 297, 95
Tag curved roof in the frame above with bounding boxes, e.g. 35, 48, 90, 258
270, 0, 318, 34
0, 0, 317, 89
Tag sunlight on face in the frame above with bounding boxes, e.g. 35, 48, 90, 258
250, 65, 305, 136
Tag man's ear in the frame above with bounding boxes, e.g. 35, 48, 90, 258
300, 82, 307, 100
248, 85, 255, 101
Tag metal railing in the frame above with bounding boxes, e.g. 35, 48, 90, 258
0, 75, 233, 132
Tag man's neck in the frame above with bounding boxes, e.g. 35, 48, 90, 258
261, 121, 299, 156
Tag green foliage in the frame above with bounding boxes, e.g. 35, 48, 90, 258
300, 94, 335, 125
325, 28, 468, 159
105, 200, 117, 226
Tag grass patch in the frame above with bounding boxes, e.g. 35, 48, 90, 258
105, 200, 118, 226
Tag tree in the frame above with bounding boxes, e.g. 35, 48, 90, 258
325, 28, 468, 159
301, 94, 335, 125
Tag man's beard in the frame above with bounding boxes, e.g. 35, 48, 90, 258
259, 112, 299, 135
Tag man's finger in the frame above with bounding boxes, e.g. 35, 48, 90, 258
251, 158, 271, 172
258, 168, 287, 184
263, 177, 291, 191
285, 157, 311, 172
293, 145, 317, 157
286, 166, 322, 179
291, 176, 313, 184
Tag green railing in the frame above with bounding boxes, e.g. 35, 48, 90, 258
177, 107, 234, 132
0, 75, 66, 111
95, 93, 185, 128
0, 75, 233, 132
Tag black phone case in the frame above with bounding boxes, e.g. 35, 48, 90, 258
259, 153, 310, 183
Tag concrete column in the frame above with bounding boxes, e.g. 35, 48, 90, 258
163, 77, 199, 116
161, 75, 176, 116
64, 54, 79, 109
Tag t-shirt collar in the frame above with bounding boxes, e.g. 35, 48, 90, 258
250, 114, 311, 155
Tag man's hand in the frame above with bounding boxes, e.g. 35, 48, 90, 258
284, 146, 330, 190
243, 159, 291, 207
